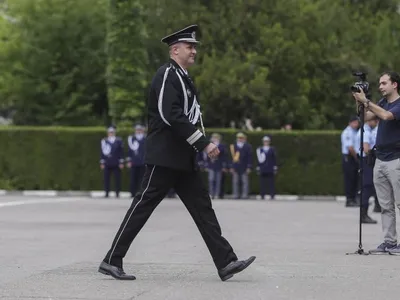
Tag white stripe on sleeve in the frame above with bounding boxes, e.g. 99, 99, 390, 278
187, 130, 203, 145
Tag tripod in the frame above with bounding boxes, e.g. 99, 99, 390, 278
346, 101, 369, 256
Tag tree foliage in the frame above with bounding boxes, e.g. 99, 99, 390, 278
106, 0, 149, 126
0, 0, 108, 125
1, 0, 400, 128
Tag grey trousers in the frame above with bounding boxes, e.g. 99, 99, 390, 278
373, 158, 400, 244
232, 172, 249, 198
208, 170, 222, 197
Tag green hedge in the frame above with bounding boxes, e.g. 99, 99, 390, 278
0, 126, 344, 195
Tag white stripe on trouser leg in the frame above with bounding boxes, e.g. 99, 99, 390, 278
108, 165, 156, 264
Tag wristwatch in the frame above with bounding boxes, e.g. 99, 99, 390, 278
365, 100, 371, 108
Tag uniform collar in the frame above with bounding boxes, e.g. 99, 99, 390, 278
170, 59, 188, 76
347, 125, 357, 132
169, 58, 198, 98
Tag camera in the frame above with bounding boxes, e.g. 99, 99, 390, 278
350, 71, 370, 95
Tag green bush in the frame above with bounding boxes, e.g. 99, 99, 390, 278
0, 126, 344, 195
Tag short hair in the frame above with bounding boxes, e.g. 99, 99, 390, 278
168, 43, 181, 56
380, 71, 400, 92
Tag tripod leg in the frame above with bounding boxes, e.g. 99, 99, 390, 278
346, 104, 369, 255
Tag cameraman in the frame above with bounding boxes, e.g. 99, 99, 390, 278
352, 71, 400, 254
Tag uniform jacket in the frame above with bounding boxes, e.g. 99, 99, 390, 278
229, 142, 253, 173
100, 137, 124, 167
126, 135, 146, 166
256, 146, 277, 174
203, 143, 228, 171
144, 59, 209, 171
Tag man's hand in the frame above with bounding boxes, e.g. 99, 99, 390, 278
204, 143, 220, 159
354, 91, 395, 121
352, 89, 368, 104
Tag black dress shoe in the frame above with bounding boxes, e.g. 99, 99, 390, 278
218, 256, 256, 281
345, 201, 358, 207
373, 206, 382, 213
98, 261, 136, 280
362, 214, 378, 224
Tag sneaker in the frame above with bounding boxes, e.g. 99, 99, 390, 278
388, 244, 400, 255
369, 242, 397, 254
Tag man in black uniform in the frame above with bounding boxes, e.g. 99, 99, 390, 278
98, 24, 255, 281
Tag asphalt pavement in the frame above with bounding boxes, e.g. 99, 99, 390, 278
0, 195, 398, 300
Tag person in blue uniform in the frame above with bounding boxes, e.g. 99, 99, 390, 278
256, 136, 278, 200
219, 134, 227, 199
204, 133, 228, 199
229, 132, 253, 199
340, 116, 359, 207
196, 150, 207, 170
126, 124, 146, 198
355, 118, 379, 223
100, 126, 124, 198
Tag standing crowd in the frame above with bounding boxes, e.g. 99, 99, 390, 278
99, 126, 278, 200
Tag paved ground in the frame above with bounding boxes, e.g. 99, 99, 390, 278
0, 196, 398, 300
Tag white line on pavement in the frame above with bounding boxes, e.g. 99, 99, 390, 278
0, 198, 82, 208
22, 190, 58, 196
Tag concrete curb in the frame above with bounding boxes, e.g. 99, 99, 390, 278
0, 189, 347, 202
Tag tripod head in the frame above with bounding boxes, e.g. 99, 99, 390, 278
351, 71, 371, 99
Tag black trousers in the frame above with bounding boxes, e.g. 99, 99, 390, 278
361, 157, 376, 210
130, 165, 145, 197
103, 164, 238, 270
342, 155, 358, 201
259, 173, 275, 199
104, 166, 121, 196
